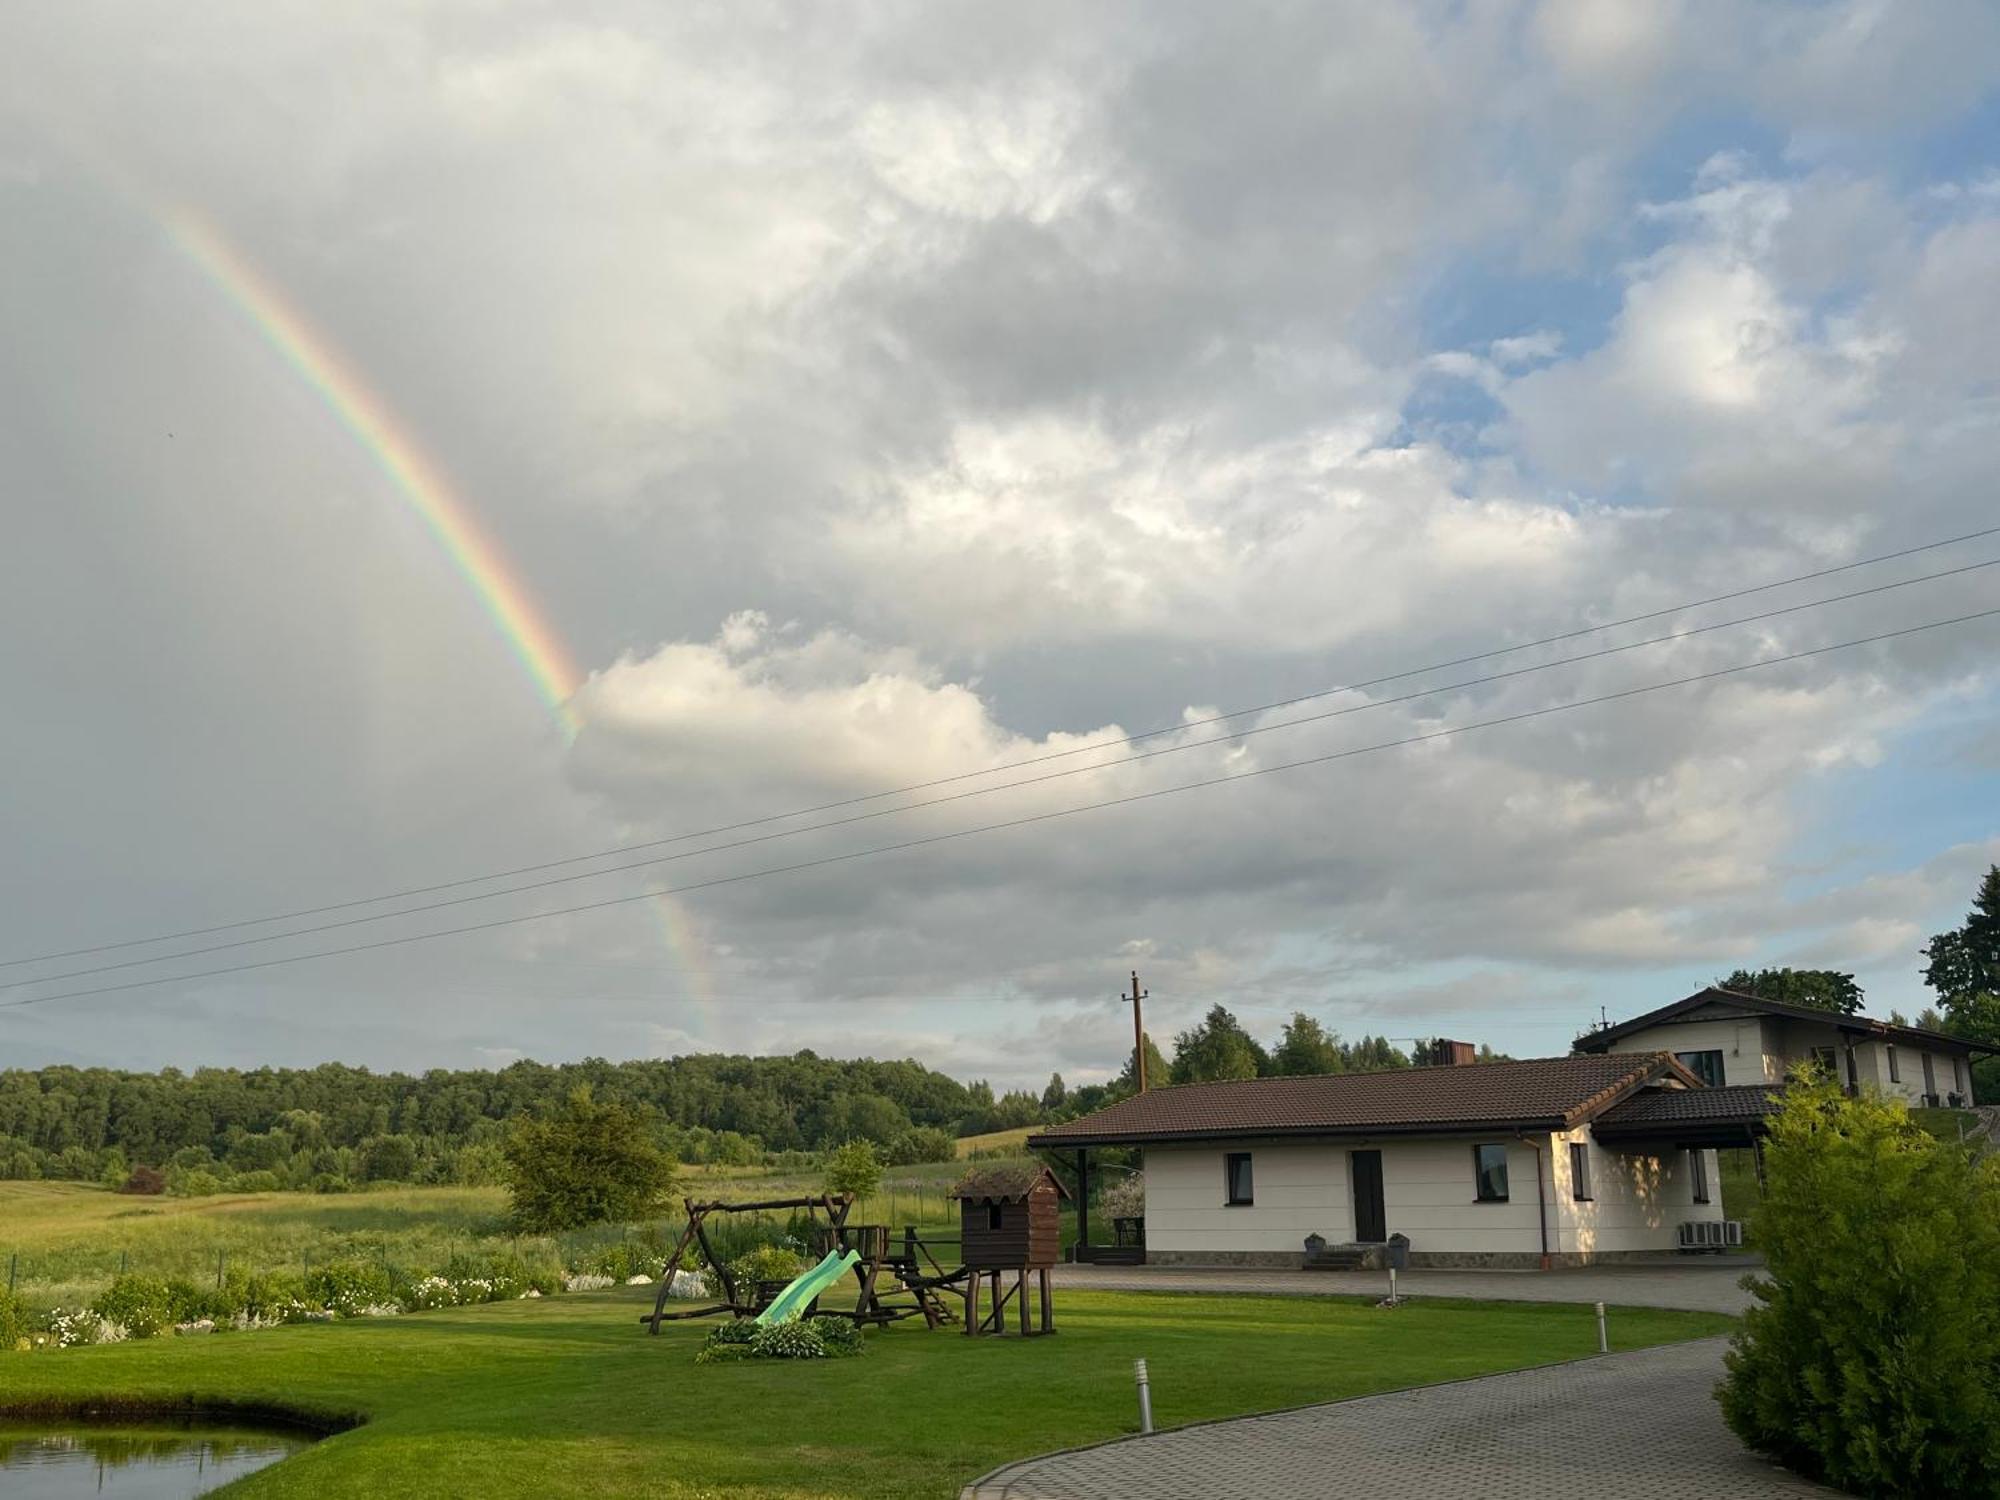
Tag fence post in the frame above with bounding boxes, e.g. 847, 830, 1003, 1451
119, 1250, 128, 1276
7, 1252, 14, 1294
216, 1250, 226, 1291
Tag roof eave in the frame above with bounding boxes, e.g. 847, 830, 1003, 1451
1028, 1115, 1576, 1150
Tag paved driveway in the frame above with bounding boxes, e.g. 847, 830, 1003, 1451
1055, 1258, 1757, 1315
961, 1337, 1830, 1499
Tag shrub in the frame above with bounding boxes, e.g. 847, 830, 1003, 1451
823, 1140, 882, 1200
168, 1168, 223, 1197
92, 1275, 177, 1338
118, 1165, 165, 1195
230, 1169, 282, 1194
0, 1287, 24, 1350
804, 1315, 863, 1356
883, 1127, 956, 1165
304, 1260, 397, 1317
1720, 1072, 2000, 1495
749, 1319, 827, 1359
503, 1088, 677, 1232
310, 1173, 353, 1194
727, 1244, 805, 1293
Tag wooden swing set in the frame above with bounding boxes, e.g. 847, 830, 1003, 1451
640, 1193, 973, 1335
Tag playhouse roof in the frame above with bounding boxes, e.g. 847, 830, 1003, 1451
949, 1160, 1069, 1203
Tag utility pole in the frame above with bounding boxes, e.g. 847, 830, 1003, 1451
1126, 970, 1150, 1092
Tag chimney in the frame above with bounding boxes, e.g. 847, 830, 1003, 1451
1429, 1039, 1477, 1066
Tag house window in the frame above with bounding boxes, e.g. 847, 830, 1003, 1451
1568, 1142, 1593, 1202
1810, 1046, 1837, 1076
1887, 1045, 1900, 1083
1473, 1143, 1510, 1202
1676, 1049, 1725, 1088
1224, 1152, 1254, 1206
987, 1202, 1004, 1231
1954, 1057, 1966, 1100
1690, 1149, 1711, 1205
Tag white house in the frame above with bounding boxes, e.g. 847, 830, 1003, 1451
1029, 1053, 1752, 1269
1572, 986, 1986, 1107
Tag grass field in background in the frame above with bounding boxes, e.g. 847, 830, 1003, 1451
0, 1284, 1734, 1498
954, 1126, 1035, 1157
1, 1159, 1029, 1311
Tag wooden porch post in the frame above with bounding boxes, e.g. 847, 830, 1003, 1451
1075, 1149, 1090, 1260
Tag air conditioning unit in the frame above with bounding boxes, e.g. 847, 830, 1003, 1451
1677, 1220, 1744, 1251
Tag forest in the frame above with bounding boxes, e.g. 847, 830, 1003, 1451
0, 1009, 1430, 1192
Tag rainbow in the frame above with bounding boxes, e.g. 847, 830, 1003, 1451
166, 208, 715, 1017
167, 209, 584, 737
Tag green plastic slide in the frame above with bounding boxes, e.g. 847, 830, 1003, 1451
754, 1247, 859, 1325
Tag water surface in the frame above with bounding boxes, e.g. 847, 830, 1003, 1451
0, 1420, 308, 1498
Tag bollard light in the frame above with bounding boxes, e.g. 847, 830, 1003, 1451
1594, 1300, 1608, 1354
1134, 1356, 1155, 1435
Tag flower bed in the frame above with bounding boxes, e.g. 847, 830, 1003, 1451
3, 1247, 710, 1354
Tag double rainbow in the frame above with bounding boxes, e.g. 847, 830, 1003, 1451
168, 208, 714, 1012
168, 209, 583, 737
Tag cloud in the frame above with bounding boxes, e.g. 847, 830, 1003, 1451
1, 2, 1995, 1088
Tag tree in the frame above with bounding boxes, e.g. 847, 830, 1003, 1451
1719, 967, 1864, 1016
1341, 1035, 1410, 1072
1923, 865, 2000, 1103
1170, 1005, 1267, 1084
501, 1089, 676, 1233
1040, 1073, 1067, 1113
1718, 1070, 2000, 1494
1115, 1033, 1170, 1095
823, 1139, 882, 1199
821, 1092, 911, 1146
358, 1133, 418, 1182
1269, 1014, 1345, 1077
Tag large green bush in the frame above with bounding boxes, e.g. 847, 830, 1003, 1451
502, 1088, 677, 1232
92, 1275, 180, 1338
1720, 1072, 2000, 1496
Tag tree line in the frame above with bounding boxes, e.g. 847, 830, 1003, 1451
0, 1050, 1050, 1191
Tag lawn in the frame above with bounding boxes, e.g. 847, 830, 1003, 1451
0, 1283, 1733, 1498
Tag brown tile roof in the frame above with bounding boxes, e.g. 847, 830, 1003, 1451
1593, 1082, 1784, 1132
949, 1161, 1069, 1202
1026, 1054, 1690, 1147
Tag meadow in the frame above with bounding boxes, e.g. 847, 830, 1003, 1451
0, 1281, 1734, 1498
1, 1162, 1007, 1315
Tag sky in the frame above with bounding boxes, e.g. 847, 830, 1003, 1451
1, 1, 1997, 1092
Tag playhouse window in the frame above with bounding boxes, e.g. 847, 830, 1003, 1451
987, 1201, 1004, 1230
1224, 1152, 1254, 1206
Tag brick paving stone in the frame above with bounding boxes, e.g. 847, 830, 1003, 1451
1053, 1260, 1758, 1315
961, 1337, 1831, 1499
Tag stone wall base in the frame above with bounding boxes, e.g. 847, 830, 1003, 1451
1143, 1250, 1304, 1269
1139, 1248, 1697, 1271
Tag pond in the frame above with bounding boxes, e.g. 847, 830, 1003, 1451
0, 1419, 312, 1498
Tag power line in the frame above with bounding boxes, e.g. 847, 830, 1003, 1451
7, 603, 1992, 1013
6, 520, 1995, 971
8, 555, 1992, 993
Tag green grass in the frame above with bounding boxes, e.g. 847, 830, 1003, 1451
0, 1284, 1733, 1498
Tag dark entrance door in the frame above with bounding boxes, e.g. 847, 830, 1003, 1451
1350, 1150, 1386, 1243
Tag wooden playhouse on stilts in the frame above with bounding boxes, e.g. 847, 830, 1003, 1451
950, 1161, 1067, 1337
